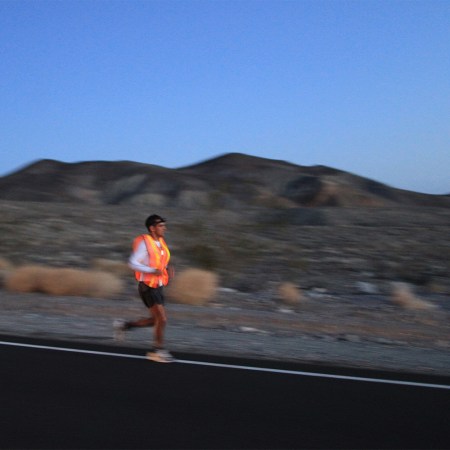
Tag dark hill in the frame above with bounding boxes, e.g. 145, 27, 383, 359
0, 153, 448, 208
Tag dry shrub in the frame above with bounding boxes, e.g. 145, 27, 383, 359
40, 268, 123, 298
167, 268, 218, 306
278, 282, 303, 306
4, 265, 49, 293
5, 265, 123, 298
91, 258, 130, 277
391, 282, 436, 311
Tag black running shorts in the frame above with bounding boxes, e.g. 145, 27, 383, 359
138, 282, 165, 308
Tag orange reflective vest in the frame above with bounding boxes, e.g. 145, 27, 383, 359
132, 234, 170, 287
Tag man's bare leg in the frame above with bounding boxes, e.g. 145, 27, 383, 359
151, 303, 167, 349
113, 310, 154, 340
126, 311, 155, 328
146, 304, 172, 362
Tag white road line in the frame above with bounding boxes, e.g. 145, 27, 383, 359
175, 359, 450, 390
0, 340, 145, 359
1, 339, 450, 390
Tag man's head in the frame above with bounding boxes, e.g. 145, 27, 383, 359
145, 214, 165, 229
145, 214, 167, 238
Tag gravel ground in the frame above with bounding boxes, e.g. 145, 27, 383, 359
1, 289, 449, 376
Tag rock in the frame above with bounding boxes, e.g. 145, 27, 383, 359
355, 281, 379, 294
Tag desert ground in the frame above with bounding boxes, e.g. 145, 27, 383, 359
1, 199, 449, 375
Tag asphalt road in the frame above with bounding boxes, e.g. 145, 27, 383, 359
1, 336, 450, 449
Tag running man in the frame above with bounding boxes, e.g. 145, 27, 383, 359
114, 214, 174, 362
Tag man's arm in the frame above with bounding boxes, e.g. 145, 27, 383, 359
128, 240, 160, 274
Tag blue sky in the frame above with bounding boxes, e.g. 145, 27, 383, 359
1, 0, 449, 194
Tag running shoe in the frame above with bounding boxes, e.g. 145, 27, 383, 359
146, 348, 174, 363
113, 319, 128, 341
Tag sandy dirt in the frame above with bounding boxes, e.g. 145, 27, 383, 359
1, 289, 449, 376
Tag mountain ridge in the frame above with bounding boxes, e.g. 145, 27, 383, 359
0, 153, 448, 208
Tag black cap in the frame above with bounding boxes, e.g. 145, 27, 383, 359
145, 214, 166, 229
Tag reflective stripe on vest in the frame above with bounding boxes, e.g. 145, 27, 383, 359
133, 234, 170, 287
